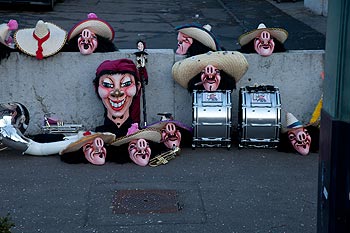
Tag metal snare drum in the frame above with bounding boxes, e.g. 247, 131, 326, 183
192, 90, 232, 148
238, 85, 281, 148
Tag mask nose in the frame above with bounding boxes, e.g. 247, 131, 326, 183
136, 138, 148, 154
165, 123, 176, 134
93, 137, 104, 153
110, 88, 124, 98
203, 64, 217, 79
260, 30, 271, 44
81, 29, 93, 42
296, 131, 307, 142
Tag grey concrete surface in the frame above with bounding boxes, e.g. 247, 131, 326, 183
0, 147, 318, 233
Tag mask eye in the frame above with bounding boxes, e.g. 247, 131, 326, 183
288, 133, 296, 141
101, 78, 114, 88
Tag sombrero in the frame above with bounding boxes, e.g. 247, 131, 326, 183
282, 112, 306, 133
59, 131, 116, 155
176, 23, 220, 51
238, 23, 288, 46
67, 13, 114, 41
111, 127, 161, 147
172, 51, 249, 89
14, 20, 67, 59
0, 19, 18, 49
145, 120, 193, 133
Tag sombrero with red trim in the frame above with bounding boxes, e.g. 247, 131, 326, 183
68, 13, 115, 41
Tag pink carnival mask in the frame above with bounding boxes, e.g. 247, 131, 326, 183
200, 64, 221, 91
78, 28, 98, 55
176, 32, 193, 55
128, 138, 152, 166
83, 137, 107, 165
288, 127, 312, 156
254, 30, 275, 57
161, 122, 182, 149
98, 73, 137, 125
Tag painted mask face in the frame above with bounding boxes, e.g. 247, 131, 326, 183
98, 73, 137, 124
200, 64, 221, 91
288, 127, 312, 156
128, 138, 151, 166
254, 30, 275, 57
161, 122, 182, 149
77, 29, 98, 55
83, 137, 107, 165
176, 32, 193, 55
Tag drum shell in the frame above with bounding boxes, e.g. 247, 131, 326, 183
238, 86, 281, 148
192, 90, 232, 148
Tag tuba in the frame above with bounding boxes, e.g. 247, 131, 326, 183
149, 146, 180, 167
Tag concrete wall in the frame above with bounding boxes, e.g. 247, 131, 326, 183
0, 49, 324, 135
305, 0, 328, 16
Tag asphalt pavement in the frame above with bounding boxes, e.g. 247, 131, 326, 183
0, 0, 325, 232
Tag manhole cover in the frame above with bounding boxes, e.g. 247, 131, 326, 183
112, 189, 180, 214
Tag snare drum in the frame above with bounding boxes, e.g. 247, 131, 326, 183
238, 85, 281, 148
192, 90, 232, 148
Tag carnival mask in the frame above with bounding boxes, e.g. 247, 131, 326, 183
128, 138, 151, 166
200, 64, 221, 91
83, 137, 107, 165
161, 122, 182, 149
288, 127, 311, 156
98, 73, 137, 125
176, 32, 193, 55
254, 30, 275, 57
77, 28, 98, 55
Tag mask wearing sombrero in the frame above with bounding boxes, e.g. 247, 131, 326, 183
145, 118, 193, 150
111, 126, 162, 166
14, 20, 67, 60
59, 131, 116, 165
278, 112, 312, 156
172, 51, 248, 93
0, 19, 18, 63
175, 23, 222, 57
63, 13, 117, 54
238, 23, 288, 56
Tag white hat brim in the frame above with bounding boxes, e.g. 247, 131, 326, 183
14, 22, 67, 58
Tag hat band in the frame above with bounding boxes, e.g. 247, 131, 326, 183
288, 121, 303, 129
33, 30, 50, 60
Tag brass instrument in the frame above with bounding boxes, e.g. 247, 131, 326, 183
149, 146, 180, 167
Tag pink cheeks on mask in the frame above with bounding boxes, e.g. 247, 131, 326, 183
161, 122, 182, 149
254, 30, 275, 57
176, 32, 193, 55
77, 28, 98, 55
83, 137, 107, 165
287, 127, 312, 156
128, 138, 152, 166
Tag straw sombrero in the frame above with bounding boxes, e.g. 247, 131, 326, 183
238, 23, 288, 46
172, 51, 249, 89
59, 132, 116, 155
176, 23, 220, 51
14, 20, 67, 59
68, 13, 114, 41
111, 127, 161, 147
145, 120, 193, 133
0, 19, 18, 49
